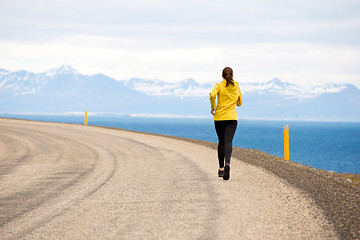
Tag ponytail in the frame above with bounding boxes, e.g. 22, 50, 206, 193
222, 67, 234, 87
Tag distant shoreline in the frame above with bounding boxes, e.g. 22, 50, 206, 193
2, 112, 360, 123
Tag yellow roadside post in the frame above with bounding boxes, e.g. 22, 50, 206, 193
84, 110, 88, 125
284, 124, 289, 160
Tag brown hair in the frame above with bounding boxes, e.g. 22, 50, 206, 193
222, 67, 234, 87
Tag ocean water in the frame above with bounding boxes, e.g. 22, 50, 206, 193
1, 114, 360, 174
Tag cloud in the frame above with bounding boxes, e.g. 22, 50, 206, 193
1, 33, 359, 87
2, 0, 359, 45
0, 0, 359, 87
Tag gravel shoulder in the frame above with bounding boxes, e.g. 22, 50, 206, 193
0, 118, 358, 239
159, 133, 360, 240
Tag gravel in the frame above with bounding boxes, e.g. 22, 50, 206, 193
163, 136, 360, 240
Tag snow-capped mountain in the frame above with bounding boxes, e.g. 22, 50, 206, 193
125, 77, 209, 97
1, 66, 359, 121
0, 65, 81, 96
45, 65, 79, 77
239, 79, 302, 96
238, 78, 348, 99
0, 68, 39, 96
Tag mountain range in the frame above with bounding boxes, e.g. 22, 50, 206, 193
1, 65, 359, 121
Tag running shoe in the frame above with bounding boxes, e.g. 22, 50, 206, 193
223, 164, 230, 180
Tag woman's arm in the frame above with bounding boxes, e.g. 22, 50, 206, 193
209, 84, 220, 111
237, 87, 242, 106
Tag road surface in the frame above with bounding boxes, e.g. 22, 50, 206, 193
0, 118, 337, 239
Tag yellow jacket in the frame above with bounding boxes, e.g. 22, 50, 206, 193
210, 79, 242, 121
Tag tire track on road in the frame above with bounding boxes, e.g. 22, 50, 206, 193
0, 123, 119, 239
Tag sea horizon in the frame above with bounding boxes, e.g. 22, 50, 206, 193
1, 111, 360, 123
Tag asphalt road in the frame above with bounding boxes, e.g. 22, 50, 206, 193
0, 118, 337, 239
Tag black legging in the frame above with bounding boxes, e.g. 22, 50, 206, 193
214, 120, 237, 168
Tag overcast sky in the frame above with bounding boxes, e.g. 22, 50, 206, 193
1, 0, 359, 87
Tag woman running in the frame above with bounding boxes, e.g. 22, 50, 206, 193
210, 67, 242, 180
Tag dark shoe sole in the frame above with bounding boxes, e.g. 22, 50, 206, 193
223, 164, 230, 180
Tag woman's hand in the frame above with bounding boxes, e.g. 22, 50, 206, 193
211, 109, 215, 115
